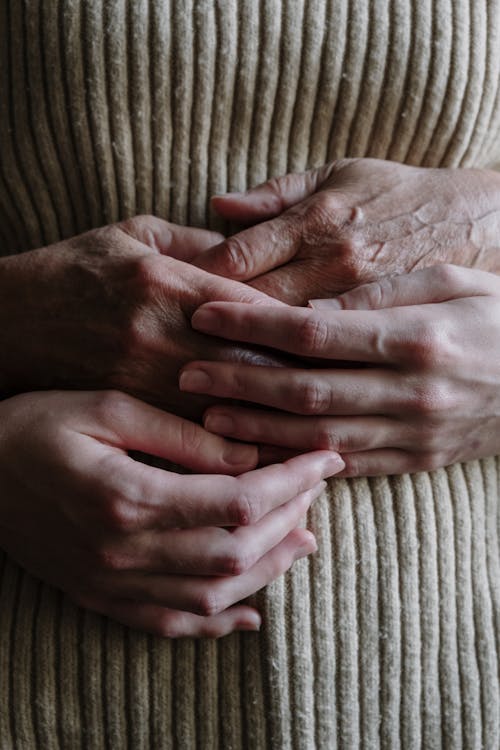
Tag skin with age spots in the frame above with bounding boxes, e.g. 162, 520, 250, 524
195, 158, 500, 304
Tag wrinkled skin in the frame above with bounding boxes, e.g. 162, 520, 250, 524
0, 389, 342, 637
0, 215, 284, 419
181, 265, 500, 476
195, 159, 500, 303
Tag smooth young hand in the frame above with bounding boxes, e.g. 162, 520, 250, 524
0, 390, 342, 637
180, 265, 500, 476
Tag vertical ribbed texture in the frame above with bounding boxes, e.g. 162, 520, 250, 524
0, 2, 499, 748
1, 458, 499, 748
1, 0, 500, 253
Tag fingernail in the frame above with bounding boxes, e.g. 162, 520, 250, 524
205, 414, 235, 435
179, 369, 213, 393
295, 537, 318, 560
223, 442, 256, 467
192, 308, 221, 333
237, 612, 261, 631
323, 454, 345, 476
309, 298, 341, 310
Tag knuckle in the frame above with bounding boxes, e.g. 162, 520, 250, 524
227, 490, 257, 526
119, 214, 156, 240
101, 493, 138, 533
305, 190, 343, 225
400, 322, 453, 370
157, 616, 183, 639
122, 310, 149, 355
296, 380, 330, 415
221, 236, 253, 278
217, 542, 253, 576
90, 544, 129, 572
297, 314, 329, 354
130, 253, 159, 290
415, 420, 446, 452
432, 263, 463, 289
93, 389, 134, 425
314, 424, 341, 450
193, 588, 222, 618
408, 380, 455, 417
356, 277, 394, 309
416, 451, 448, 472
341, 454, 360, 477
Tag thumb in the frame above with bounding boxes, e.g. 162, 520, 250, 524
118, 215, 224, 261
211, 165, 333, 223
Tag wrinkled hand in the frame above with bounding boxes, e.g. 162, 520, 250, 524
0, 215, 284, 418
180, 264, 500, 476
0, 390, 342, 637
195, 159, 500, 303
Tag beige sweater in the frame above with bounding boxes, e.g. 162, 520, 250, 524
0, 1, 499, 748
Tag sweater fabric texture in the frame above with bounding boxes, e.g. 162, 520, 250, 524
0, 1, 499, 748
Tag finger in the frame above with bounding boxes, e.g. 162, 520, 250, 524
117, 482, 325, 575
164, 225, 226, 262
204, 407, 400, 452
191, 302, 401, 364
88, 392, 258, 475
112, 527, 316, 615
118, 215, 224, 261
193, 213, 303, 280
102, 449, 343, 531
339, 449, 443, 477
211, 167, 333, 222
75, 594, 261, 638
317, 264, 498, 312
180, 361, 404, 415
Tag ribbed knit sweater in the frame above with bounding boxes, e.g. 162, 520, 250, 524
0, 2, 499, 748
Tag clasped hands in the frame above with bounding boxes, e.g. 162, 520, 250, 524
2, 157, 500, 637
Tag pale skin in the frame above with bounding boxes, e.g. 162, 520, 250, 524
180, 265, 500, 475
0, 389, 343, 637
2, 159, 500, 637
0, 216, 327, 638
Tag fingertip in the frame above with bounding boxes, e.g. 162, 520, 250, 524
211, 192, 249, 219
235, 609, 262, 632
321, 451, 346, 476
204, 411, 235, 436
222, 442, 259, 473
191, 305, 222, 334
293, 449, 345, 477
294, 529, 318, 559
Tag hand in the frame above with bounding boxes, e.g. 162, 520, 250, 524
0, 390, 342, 637
194, 159, 500, 303
0, 215, 284, 418
179, 264, 500, 476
